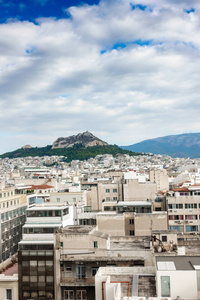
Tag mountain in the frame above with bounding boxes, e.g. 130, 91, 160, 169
0, 132, 138, 161
52, 131, 108, 149
121, 133, 200, 158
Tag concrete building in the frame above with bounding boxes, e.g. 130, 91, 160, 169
156, 256, 200, 299
96, 210, 168, 237
149, 169, 169, 192
54, 226, 153, 300
0, 187, 27, 262
82, 181, 122, 211
18, 204, 74, 300
123, 179, 157, 202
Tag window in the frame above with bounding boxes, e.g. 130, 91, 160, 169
106, 197, 110, 201
66, 265, 72, 272
93, 241, 98, 248
185, 215, 197, 220
185, 203, 197, 209
113, 189, 117, 193
186, 225, 198, 232
106, 189, 110, 193
60, 242, 63, 248
91, 267, 99, 276
168, 204, 183, 209
56, 198, 60, 203
76, 290, 87, 300
162, 236, 167, 242
76, 265, 85, 279
129, 219, 134, 224
55, 210, 61, 216
5, 289, 12, 300
130, 230, 134, 236
113, 197, 118, 201
64, 290, 74, 300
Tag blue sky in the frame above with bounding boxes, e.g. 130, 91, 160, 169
0, 0, 200, 153
0, 0, 100, 23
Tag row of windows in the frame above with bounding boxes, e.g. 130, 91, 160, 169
104, 197, 118, 201
0, 198, 20, 209
178, 192, 200, 196
1, 207, 26, 222
64, 290, 87, 300
106, 189, 117, 193
169, 225, 198, 232
27, 208, 68, 218
0, 191, 14, 198
104, 206, 116, 211
23, 227, 59, 234
2, 216, 25, 231
22, 291, 54, 299
22, 275, 53, 282
169, 215, 199, 220
168, 203, 199, 209
61, 263, 98, 276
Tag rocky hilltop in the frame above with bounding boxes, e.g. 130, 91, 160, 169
52, 131, 108, 149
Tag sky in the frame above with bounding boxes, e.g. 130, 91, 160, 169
0, 0, 200, 153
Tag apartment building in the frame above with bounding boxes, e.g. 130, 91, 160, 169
96, 201, 168, 237
0, 187, 27, 262
149, 169, 169, 192
54, 226, 153, 300
123, 179, 157, 202
82, 181, 122, 211
18, 204, 74, 300
167, 185, 200, 233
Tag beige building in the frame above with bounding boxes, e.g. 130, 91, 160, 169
123, 179, 157, 202
96, 202, 168, 237
54, 226, 154, 300
149, 169, 169, 192
82, 182, 122, 211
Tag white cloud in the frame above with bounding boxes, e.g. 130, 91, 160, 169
0, 0, 200, 153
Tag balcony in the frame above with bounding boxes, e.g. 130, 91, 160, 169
60, 273, 95, 286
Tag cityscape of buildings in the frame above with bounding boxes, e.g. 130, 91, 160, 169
0, 153, 200, 299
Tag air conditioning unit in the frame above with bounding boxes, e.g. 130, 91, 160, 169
185, 220, 189, 223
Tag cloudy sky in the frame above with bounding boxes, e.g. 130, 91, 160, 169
0, 0, 200, 153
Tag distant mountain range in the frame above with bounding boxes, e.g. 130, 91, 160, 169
0, 131, 137, 161
121, 133, 200, 158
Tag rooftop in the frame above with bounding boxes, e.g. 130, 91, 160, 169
1, 263, 18, 276
156, 256, 200, 271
